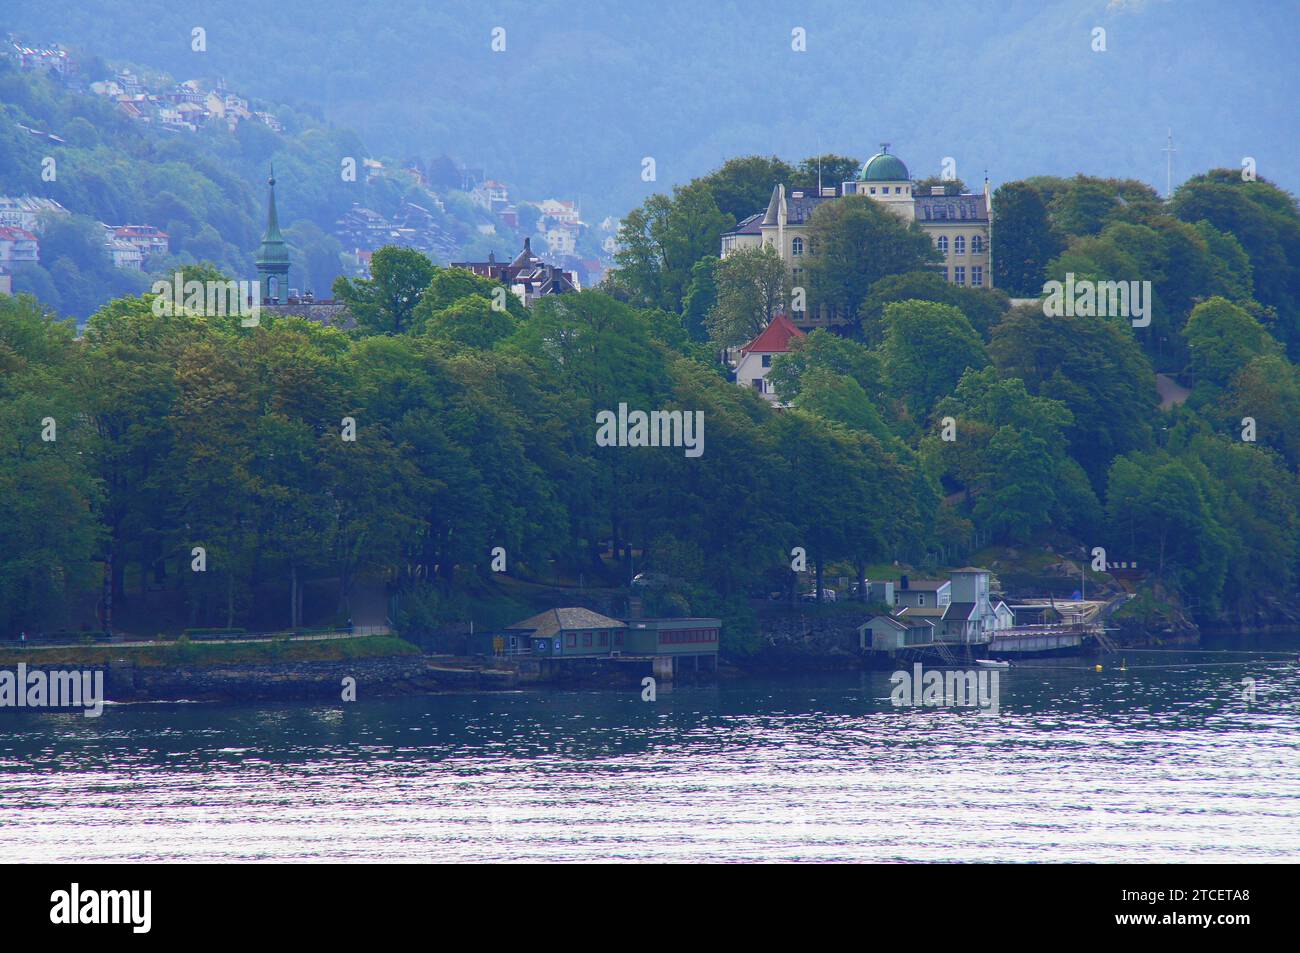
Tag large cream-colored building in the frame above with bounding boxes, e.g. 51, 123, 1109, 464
721, 146, 992, 327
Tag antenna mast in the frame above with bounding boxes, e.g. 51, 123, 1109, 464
1162, 128, 1176, 198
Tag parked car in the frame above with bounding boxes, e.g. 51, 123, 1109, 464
800, 588, 837, 603
631, 572, 672, 590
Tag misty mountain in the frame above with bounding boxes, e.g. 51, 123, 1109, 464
5, 0, 1297, 221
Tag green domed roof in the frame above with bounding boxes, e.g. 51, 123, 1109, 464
858, 149, 909, 182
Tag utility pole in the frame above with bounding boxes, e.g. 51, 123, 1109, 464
1162, 128, 1176, 199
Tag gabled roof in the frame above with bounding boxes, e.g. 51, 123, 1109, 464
723, 212, 764, 237
898, 606, 946, 618
760, 184, 831, 226
899, 579, 949, 591
505, 607, 626, 638
740, 313, 805, 355
861, 614, 935, 631
943, 602, 976, 621
863, 615, 906, 630
509, 236, 543, 269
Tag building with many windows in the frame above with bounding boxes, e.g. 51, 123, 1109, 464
720, 145, 992, 328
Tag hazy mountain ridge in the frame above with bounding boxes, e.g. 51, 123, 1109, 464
5, 0, 1296, 222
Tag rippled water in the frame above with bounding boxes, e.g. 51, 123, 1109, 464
2, 648, 1299, 862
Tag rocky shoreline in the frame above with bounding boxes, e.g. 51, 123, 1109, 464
85, 656, 515, 704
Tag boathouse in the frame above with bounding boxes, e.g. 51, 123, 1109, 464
504, 608, 628, 658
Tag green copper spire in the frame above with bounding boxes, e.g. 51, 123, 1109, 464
256, 164, 289, 303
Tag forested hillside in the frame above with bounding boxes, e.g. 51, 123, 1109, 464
4, 147, 1299, 642
0, 61, 525, 318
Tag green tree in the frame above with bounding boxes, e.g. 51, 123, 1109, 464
705, 244, 788, 347
332, 245, 436, 335
805, 195, 939, 323
991, 182, 1065, 296
879, 300, 988, 421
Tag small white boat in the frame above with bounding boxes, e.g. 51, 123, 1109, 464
975, 659, 1010, 669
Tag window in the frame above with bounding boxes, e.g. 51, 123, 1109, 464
936, 236, 948, 254
791, 237, 803, 256
919, 594, 926, 607
954, 235, 965, 255
599, 631, 608, 647
895, 187, 902, 194
807, 238, 817, 255
614, 631, 623, 646
972, 265, 983, 287
583, 632, 593, 647
566, 633, 576, 648
954, 266, 966, 286
972, 235, 984, 254
761, 354, 772, 368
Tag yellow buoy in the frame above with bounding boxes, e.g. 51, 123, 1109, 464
1094, 664, 1103, 672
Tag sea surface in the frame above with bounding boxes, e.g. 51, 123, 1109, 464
2, 644, 1299, 863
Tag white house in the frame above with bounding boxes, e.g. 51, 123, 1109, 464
544, 225, 577, 256
864, 580, 895, 604
893, 577, 951, 609
860, 614, 936, 652
718, 145, 992, 330
939, 567, 1008, 641
731, 313, 805, 404
538, 198, 581, 225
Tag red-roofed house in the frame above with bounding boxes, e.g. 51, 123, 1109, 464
731, 313, 805, 404
0, 226, 39, 272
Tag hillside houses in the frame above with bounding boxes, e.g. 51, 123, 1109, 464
5, 37, 74, 75
84, 68, 280, 135
109, 225, 169, 258
334, 200, 458, 265
0, 227, 40, 273
0, 197, 67, 233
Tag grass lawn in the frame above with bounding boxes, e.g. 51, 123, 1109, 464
0, 635, 422, 668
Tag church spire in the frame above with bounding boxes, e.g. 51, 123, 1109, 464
263, 163, 283, 243
256, 164, 289, 304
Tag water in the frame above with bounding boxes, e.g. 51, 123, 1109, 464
2, 649, 1298, 862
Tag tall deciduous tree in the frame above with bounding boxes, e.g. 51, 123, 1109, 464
991, 182, 1065, 296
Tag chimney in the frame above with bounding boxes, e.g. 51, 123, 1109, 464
900, 574, 910, 590
523, 236, 531, 252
